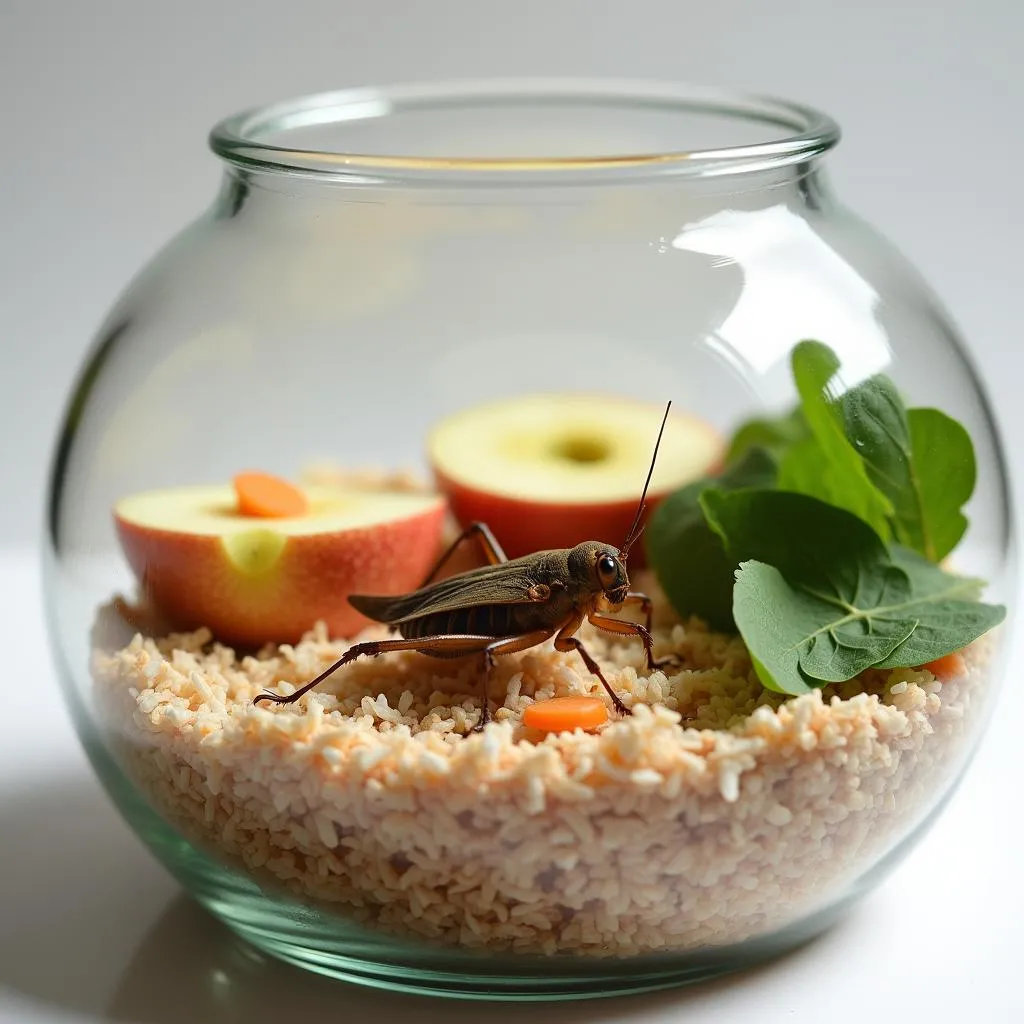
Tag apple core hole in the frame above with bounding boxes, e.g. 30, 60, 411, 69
551, 436, 612, 465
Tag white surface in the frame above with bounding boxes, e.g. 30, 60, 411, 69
2, 546, 1023, 1023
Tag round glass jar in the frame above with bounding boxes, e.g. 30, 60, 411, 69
44, 80, 1014, 1000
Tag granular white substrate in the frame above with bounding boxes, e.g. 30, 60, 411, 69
91, 595, 990, 957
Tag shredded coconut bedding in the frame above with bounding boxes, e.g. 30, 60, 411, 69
90, 586, 988, 957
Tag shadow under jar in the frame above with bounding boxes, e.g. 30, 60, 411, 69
45, 80, 1014, 1000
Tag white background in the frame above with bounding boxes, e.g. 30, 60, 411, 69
2, 1, 1023, 1021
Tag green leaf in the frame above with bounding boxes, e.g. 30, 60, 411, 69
725, 406, 808, 465
645, 447, 777, 631
732, 561, 917, 692
890, 545, 984, 600
721, 446, 782, 489
876, 545, 999, 666
750, 651, 787, 695
775, 436, 836, 505
702, 489, 1004, 694
839, 373, 922, 545
777, 341, 893, 539
839, 376, 976, 562
874, 597, 1003, 669
700, 485, 891, 590
907, 407, 975, 559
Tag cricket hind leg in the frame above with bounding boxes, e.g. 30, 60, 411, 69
252, 633, 498, 707
253, 628, 557, 734
417, 520, 508, 587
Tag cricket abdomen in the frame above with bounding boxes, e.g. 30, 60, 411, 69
400, 603, 523, 642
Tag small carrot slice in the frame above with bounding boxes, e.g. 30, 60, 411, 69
522, 695, 609, 733
233, 471, 309, 518
921, 651, 967, 681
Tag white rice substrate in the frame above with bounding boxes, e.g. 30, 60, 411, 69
90, 580, 993, 958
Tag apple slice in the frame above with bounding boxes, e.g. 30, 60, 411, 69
114, 483, 446, 646
428, 394, 722, 563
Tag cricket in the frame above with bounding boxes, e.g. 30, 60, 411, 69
254, 402, 676, 728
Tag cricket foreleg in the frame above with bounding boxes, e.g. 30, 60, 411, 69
589, 610, 678, 672
622, 591, 655, 634
553, 620, 631, 716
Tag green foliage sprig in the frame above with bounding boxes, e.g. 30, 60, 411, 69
646, 340, 1004, 695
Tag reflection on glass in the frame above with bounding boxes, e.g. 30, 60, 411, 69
674, 206, 890, 388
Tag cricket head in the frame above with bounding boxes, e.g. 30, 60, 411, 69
567, 540, 631, 611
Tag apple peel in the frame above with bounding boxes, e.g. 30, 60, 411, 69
428, 394, 723, 561
113, 483, 447, 646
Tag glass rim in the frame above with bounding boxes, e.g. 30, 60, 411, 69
208, 78, 841, 185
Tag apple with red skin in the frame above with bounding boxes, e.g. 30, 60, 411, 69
114, 484, 446, 646
428, 395, 722, 564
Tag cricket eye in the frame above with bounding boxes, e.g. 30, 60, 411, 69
597, 553, 618, 586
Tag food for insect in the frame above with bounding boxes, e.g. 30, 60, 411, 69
521, 694, 610, 732
91, 341, 1005, 964
233, 471, 310, 518
427, 392, 723, 561
113, 480, 447, 645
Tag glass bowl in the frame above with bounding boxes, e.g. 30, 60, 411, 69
43, 80, 1015, 1000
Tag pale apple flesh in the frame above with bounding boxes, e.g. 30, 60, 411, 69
428, 395, 723, 563
114, 484, 447, 647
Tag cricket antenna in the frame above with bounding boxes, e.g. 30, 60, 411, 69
621, 400, 672, 559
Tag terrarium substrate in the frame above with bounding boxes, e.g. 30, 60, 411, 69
90, 583, 987, 958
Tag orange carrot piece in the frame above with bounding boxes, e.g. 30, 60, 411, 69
522, 695, 609, 733
921, 651, 967, 680
233, 471, 309, 518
